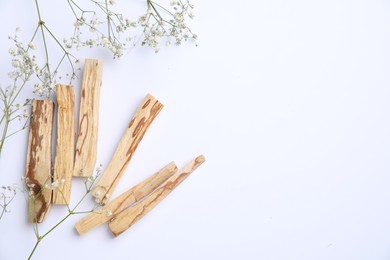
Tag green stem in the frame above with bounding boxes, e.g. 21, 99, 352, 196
40, 26, 51, 76
0, 110, 11, 157
28, 213, 72, 259
0, 201, 6, 220
27, 239, 41, 260
147, 0, 163, 21
66, 0, 78, 18
9, 77, 29, 108
42, 24, 76, 74
106, 0, 112, 40
34, 0, 51, 77
28, 25, 40, 50
34, 0, 43, 21
151, 1, 174, 16
41, 213, 72, 240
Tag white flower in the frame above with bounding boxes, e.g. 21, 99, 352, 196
34, 83, 44, 94
22, 109, 28, 119
28, 42, 37, 50
51, 180, 59, 189
74, 17, 85, 27
94, 198, 102, 205
8, 48, 16, 56
11, 59, 20, 68
86, 39, 96, 47
63, 38, 72, 48
8, 71, 19, 80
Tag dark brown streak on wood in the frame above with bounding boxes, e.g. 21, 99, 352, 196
142, 98, 151, 109
127, 101, 163, 156
27, 178, 48, 222
132, 117, 146, 138
75, 114, 89, 156
128, 118, 135, 129
27, 101, 44, 184
26, 101, 52, 222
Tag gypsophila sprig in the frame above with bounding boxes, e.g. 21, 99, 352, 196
0, 29, 37, 157
142, 0, 197, 52
64, 0, 197, 56
27, 166, 103, 260
0, 184, 17, 220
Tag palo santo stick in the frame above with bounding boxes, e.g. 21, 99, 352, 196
108, 155, 205, 237
75, 162, 177, 235
53, 85, 75, 204
25, 100, 54, 223
93, 94, 163, 204
73, 59, 103, 177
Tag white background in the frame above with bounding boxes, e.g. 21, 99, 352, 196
1, 0, 390, 259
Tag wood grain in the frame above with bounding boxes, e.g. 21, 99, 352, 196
73, 59, 103, 177
93, 94, 163, 204
25, 100, 54, 223
53, 85, 75, 204
108, 155, 205, 237
75, 162, 177, 235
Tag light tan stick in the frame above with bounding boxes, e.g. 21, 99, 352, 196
73, 59, 103, 177
53, 85, 75, 204
93, 94, 163, 204
75, 162, 177, 235
25, 100, 54, 223
108, 155, 205, 237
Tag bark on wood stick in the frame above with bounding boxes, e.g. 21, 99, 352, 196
75, 162, 177, 235
108, 155, 205, 237
53, 85, 75, 205
73, 59, 103, 177
93, 94, 163, 204
25, 100, 54, 223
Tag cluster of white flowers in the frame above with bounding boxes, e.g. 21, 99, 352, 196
141, 0, 197, 52
64, 0, 196, 57
0, 185, 17, 197
0, 184, 18, 218
8, 33, 56, 98
65, 1, 131, 58
85, 164, 103, 201
8, 39, 39, 81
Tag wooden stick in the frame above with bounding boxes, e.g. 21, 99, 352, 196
25, 100, 54, 223
93, 94, 163, 204
108, 155, 205, 237
73, 59, 103, 177
75, 162, 177, 235
53, 85, 75, 204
